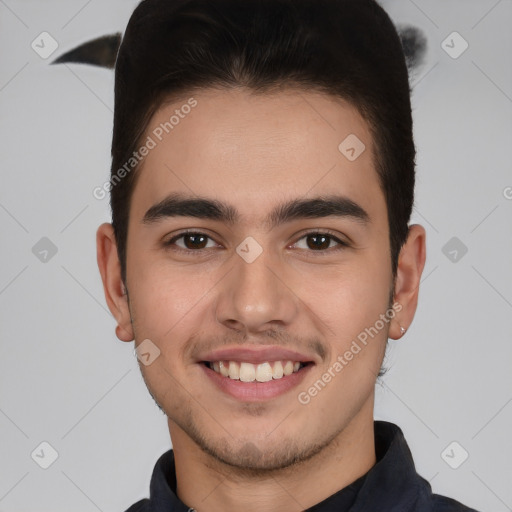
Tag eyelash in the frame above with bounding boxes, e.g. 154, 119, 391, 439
163, 229, 349, 255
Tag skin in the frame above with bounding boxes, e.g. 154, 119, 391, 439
97, 88, 426, 512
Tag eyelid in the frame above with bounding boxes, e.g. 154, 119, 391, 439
164, 229, 221, 249
290, 229, 349, 251
164, 228, 350, 253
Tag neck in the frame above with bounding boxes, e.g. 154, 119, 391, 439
169, 397, 376, 512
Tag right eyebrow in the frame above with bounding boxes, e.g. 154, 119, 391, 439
142, 193, 238, 225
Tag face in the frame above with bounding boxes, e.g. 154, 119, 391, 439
99, 88, 417, 471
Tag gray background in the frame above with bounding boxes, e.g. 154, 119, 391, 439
0, 0, 511, 510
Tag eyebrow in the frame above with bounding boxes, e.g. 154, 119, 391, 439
142, 192, 370, 230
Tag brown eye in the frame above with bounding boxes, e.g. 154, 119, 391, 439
165, 232, 217, 251
181, 233, 208, 249
292, 231, 348, 253
305, 234, 331, 250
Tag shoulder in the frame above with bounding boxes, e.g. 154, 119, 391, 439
431, 493, 480, 512
123, 498, 149, 512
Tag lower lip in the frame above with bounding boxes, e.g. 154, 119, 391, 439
200, 363, 313, 402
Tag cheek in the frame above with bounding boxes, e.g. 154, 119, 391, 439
127, 257, 202, 342
127, 270, 205, 394
303, 259, 391, 343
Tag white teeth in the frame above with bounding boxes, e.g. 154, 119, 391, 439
228, 361, 240, 379
255, 362, 273, 382
272, 361, 284, 379
283, 361, 294, 376
219, 361, 229, 377
239, 362, 256, 382
209, 360, 305, 382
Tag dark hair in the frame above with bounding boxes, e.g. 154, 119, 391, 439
110, 0, 415, 288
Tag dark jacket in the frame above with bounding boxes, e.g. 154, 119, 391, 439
125, 420, 480, 511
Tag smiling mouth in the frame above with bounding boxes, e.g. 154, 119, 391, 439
202, 360, 312, 383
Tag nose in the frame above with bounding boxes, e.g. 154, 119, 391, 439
215, 245, 299, 334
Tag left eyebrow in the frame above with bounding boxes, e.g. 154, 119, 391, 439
142, 192, 370, 230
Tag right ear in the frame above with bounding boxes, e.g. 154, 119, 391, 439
96, 223, 134, 342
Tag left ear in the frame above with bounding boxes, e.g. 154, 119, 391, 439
389, 224, 426, 340
96, 222, 134, 342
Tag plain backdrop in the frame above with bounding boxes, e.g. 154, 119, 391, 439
0, 0, 511, 510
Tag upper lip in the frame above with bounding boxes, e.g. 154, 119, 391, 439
197, 346, 317, 364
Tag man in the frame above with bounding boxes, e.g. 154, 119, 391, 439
96, 0, 479, 510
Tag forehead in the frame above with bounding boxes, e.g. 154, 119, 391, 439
129, 87, 386, 229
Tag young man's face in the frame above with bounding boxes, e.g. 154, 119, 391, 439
98, 88, 424, 471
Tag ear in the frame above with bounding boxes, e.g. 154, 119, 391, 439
96, 222, 134, 342
389, 224, 426, 340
